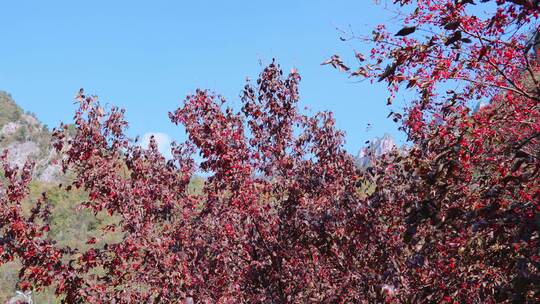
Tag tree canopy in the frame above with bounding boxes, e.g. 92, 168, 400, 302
1, 0, 539, 303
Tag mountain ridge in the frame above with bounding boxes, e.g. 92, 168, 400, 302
355, 133, 397, 167
0, 91, 61, 182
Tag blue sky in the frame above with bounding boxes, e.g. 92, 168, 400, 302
0, 0, 405, 155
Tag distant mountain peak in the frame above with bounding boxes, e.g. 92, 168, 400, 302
356, 133, 397, 167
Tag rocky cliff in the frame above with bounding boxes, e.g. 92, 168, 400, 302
0, 91, 61, 182
355, 133, 397, 167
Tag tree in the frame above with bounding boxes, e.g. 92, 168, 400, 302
1, 64, 369, 303
325, 0, 540, 302
1, 0, 539, 303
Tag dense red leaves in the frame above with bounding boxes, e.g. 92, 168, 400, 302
1, 1, 539, 303
334, 0, 540, 302
0, 64, 369, 303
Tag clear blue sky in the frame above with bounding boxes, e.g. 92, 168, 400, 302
0, 0, 405, 155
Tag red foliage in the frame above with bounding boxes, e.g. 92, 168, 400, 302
332, 0, 540, 302
0, 0, 539, 303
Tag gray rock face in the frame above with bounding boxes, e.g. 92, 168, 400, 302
5, 290, 33, 304
6, 141, 40, 168
356, 133, 396, 167
0, 122, 21, 136
472, 101, 488, 113
37, 150, 63, 183
0, 91, 62, 183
